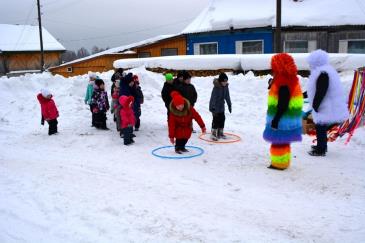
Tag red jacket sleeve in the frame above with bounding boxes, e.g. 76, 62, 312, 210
168, 113, 175, 138
191, 107, 205, 130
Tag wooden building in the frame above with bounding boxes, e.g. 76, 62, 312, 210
50, 34, 186, 77
182, 0, 365, 54
0, 24, 65, 75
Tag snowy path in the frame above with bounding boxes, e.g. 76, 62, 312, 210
0, 69, 364, 242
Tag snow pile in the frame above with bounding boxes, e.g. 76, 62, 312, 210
182, 0, 365, 34
0, 68, 364, 242
0, 24, 65, 52
114, 53, 365, 71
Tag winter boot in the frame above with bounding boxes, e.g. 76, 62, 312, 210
211, 129, 218, 141
218, 128, 227, 139
181, 148, 189, 153
175, 148, 182, 154
308, 148, 326, 156
311, 145, 327, 153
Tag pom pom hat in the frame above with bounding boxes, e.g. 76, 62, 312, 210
171, 91, 184, 107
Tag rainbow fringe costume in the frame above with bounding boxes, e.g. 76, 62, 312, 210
263, 83, 303, 169
263, 53, 303, 169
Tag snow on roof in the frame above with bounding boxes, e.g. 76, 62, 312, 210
0, 24, 65, 52
57, 34, 178, 67
182, 0, 365, 34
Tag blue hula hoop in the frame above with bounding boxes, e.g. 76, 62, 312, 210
151, 145, 204, 160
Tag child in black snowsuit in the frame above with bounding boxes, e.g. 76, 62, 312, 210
90, 79, 110, 129
209, 72, 232, 140
132, 75, 144, 131
161, 73, 175, 121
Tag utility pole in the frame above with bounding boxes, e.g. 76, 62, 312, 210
275, 0, 282, 53
37, 0, 45, 72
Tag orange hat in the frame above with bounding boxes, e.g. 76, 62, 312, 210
271, 53, 297, 78
171, 91, 184, 107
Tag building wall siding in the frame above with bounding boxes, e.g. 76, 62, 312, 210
136, 36, 186, 57
50, 54, 137, 77
1, 52, 62, 73
187, 30, 273, 54
280, 29, 365, 53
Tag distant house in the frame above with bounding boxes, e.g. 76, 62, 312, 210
182, 0, 365, 54
50, 34, 186, 77
0, 24, 66, 75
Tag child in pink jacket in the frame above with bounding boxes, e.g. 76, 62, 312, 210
37, 88, 59, 135
119, 96, 136, 145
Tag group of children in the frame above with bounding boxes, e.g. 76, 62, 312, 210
85, 69, 144, 145
161, 70, 232, 153
35, 68, 234, 153
37, 49, 348, 170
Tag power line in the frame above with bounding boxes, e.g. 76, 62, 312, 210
14, 2, 36, 50
43, 18, 105, 30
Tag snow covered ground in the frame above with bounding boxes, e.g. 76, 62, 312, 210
0, 68, 364, 242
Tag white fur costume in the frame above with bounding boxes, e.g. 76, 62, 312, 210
307, 50, 349, 125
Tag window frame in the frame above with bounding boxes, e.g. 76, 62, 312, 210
235, 40, 264, 54
284, 40, 317, 53
339, 39, 365, 53
160, 48, 178, 56
193, 42, 219, 55
138, 52, 151, 58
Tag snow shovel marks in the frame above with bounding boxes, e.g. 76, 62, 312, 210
151, 146, 204, 159
199, 132, 241, 144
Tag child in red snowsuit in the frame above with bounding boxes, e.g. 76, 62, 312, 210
119, 95, 136, 145
168, 91, 206, 154
37, 88, 59, 135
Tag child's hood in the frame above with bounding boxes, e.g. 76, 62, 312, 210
119, 95, 134, 107
37, 93, 53, 104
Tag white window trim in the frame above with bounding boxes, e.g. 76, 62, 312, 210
283, 40, 317, 53
66, 67, 73, 73
339, 39, 365, 53
193, 42, 218, 55
235, 40, 264, 54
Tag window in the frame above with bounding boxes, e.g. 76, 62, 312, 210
138, 52, 151, 58
193, 42, 218, 55
161, 48, 178, 56
236, 40, 263, 54
339, 40, 365, 53
67, 67, 73, 73
284, 40, 317, 53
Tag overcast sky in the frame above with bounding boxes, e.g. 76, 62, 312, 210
0, 0, 210, 51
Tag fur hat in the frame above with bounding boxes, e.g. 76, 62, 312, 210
94, 79, 104, 87
41, 88, 51, 98
218, 72, 228, 82
176, 71, 184, 79
307, 49, 329, 70
271, 53, 297, 78
171, 91, 184, 107
182, 71, 191, 80
88, 72, 97, 79
165, 73, 173, 81
125, 73, 134, 84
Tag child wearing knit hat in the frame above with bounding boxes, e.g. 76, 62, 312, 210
37, 89, 59, 135
161, 73, 175, 121
168, 91, 206, 154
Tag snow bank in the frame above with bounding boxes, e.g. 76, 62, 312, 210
114, 54, 365, 72
0, 69, 364, 242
